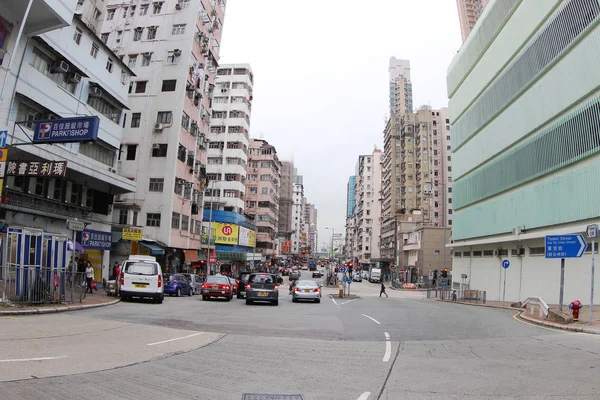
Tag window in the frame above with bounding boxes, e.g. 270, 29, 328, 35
106, 9, 115, 20
147, 26, 157, 40
122, 7, 128, 18
181, 215, 189, 231
135, 81, 147, 93
87, 94, 122, 124
161, 79, 176, 92
177, 144, 186, 162
126, 144, 137, 160
140, 4, 148, 15
100, 33, 109, 44
181, 112, 189, 129
90, 43, 99, 58
146, 213, 161, 227
106, 58, 114, 73
142, 53, 152, 66
131, 113, 141, 127
133, 28, 143, 41
151, 144, 168, 157
73, 28, 82, 44
172, 24, 186, 35
129, 6, 136, 17
530, 247, 545, 256
93, 7, 101, 20
128, 54, 137, 68
156, 111, 172, 124
118, 209, 128, 224
153, 2, 163, 14
149, 178, 164, 192
261, 187, 268, 194
172, 212, 180, 229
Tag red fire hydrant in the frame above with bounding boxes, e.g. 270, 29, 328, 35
569, 300, 583, 321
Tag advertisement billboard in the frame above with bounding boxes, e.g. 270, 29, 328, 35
78, 229, 111, 250
238, 226, 256, 247
32, 116, 100, 144
213, 222, 239, 245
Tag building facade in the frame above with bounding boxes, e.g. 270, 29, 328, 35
245, 138, 281, 257
104, 0, 226, 269
304, 203, 317, 255
389, 57, 413, 115
448, 0, 600, 304
291, 171, 304, 255
0, 0, 135, 283
277, 160, 293, 255
455, 0, 489, 42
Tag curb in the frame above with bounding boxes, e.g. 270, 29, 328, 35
517, 312, 600, 335
0, 298, 121, 316
436, 299, 521, 311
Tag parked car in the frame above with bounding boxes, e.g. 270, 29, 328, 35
312, 270, 323, 278
163, 273, 193, 297
245, 273, 279, 306
119, 255, 164, 303
237, 271, 252, 299
352, 271, 362, 282
292, 280, 321, 303
228, 277, 238, 297
201, 275, 233, 301
181, 273, 203, 295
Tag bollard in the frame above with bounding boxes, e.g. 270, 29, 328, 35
339, 284, 343, 298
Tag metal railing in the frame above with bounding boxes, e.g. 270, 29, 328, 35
1, 267, 88, 305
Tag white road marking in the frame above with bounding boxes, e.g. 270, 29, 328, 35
147, 332, 203, 346
0, 355, 67, 363
357, 392, 371, 400
384, 332, 390, 339
337, 299, 358, 306
331, 297, 339, 305
361, 313, 381, 325
383, 341, 392, 362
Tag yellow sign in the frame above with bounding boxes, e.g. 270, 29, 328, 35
212, 222, 239, 245
0, 149, 7, 199
238, 226, 256, 247
122, 227, 143, 241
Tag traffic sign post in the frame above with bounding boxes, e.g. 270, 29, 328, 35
0, 130, 7, 148
587, 225, 598, 325
501, 259, 510, 304
546, 235, 587, 311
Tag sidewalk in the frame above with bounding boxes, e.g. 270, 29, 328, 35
0, 291, 120, 316
439, 299, 600, 334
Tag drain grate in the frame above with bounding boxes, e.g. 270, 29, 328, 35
242, 395, 304, 400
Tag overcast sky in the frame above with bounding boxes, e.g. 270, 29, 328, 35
219, 0, 462, 249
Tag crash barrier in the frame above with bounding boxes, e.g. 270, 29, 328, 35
521, 296, 549, 319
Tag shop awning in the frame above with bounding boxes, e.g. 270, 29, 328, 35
139, 241, 165, 255
184, 249, 199, 262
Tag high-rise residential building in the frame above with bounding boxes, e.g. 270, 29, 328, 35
208, 63, 253, 215
106, 0, 226, 270
291, 171, 304, 255
389, 57, 413, 115
346, 175, 356, 218
277, 160, 294, 255
344, 175, 357, 261
0, 0, 135, 283
353, 150, 382, 265
306, 203, 318, 254
456, 0, 489, 42
448, 0, 600, 304
245, 138, 281, 257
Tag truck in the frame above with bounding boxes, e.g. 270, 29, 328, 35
368, 266, 381, 283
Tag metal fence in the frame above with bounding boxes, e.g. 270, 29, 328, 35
427, 287, 487, 304
1, 267, 88, 305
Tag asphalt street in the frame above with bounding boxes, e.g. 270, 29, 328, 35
1, 270, 600, 400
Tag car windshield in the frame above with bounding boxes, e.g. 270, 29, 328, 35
124, 261, 157, 275
250, 274, 274, 284
206, 276, 229, 284
297, 280, 318, 287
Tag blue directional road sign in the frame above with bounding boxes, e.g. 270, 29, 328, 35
502, 259, 510, 269
32, 116, 99, 144
545, 235, 587, 258
338, 266, 347, 273
0, 130, 7, 148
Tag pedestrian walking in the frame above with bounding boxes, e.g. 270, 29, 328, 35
85, 262, 94, 294
380, 281, 388, 298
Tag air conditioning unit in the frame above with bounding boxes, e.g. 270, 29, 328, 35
175, 2, 182, 10
512, 227, 522, 236
152, 143, 160, 149
154, 123, 166, 130
88, 87, 102, 97
143, 52, 152, 57
220, 88, 227, 93
51, 60, 69, 74
68, 73, 82, 84
173, 49, 182, 57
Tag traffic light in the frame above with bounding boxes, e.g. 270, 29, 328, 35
442, 268, 448, 278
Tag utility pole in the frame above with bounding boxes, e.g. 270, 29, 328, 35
442, 182, 447, 287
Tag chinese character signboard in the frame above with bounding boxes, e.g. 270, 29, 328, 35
0, 148, 6, 198
238, 226, 256, 247
32, 116, 100, 144
122, 227, 143, 241
212, 222, 239, 245
79, 229, 112, 250
5, 160, 67, 177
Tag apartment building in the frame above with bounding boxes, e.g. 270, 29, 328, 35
245, 138, 281, 257
0, 0, 135, 282
456, 0, 489, 42
448, 0, 600, 303
344, 175, 356, 260
352, 150, 382, 265
306, 203, 317, 254
104, 0, 226, 269
389, 57, 413, 116
277, 160, 293, 255
291, 171, 304, 255
208, 63, 253, 215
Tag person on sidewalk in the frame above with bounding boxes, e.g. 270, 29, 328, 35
85, 262, 94, 294
380, 281, 388, 298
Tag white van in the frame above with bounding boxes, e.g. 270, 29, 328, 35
119, 255, 164, 303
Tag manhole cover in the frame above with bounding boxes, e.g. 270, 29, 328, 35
242, 395, 304, 400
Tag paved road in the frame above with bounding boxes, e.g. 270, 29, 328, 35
1, 271, 599, 399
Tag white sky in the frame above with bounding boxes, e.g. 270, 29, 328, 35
219, 0, 462, 248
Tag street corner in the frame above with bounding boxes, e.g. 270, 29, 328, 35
0, 296, 120, 316
517, 311, 600, 335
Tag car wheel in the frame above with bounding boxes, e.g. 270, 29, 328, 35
273, 300, 279, 306
315, 299, 320, 303
176, 288, 181, 297
292, 297, 298, 303
156, 296, 163, 304
246, 299, 252, 305
202, 296, 207, 301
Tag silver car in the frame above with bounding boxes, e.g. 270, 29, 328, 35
292, 280, 321, 303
